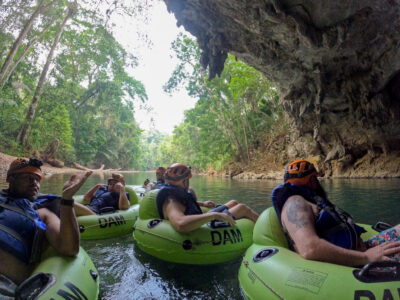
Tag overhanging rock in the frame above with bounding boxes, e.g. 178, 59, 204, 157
164, 0, 400, 172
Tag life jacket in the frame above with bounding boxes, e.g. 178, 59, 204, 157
156, 184, 202, 219
0, 190, 47, 264
89, 186, 130, 211
271, 183, 366, 250
32, 193, 61, 216
152, 180, 165, 189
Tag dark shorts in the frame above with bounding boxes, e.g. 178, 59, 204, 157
85, 204, 100, 214
208, 205, 235, 219
365, 227, 400, 261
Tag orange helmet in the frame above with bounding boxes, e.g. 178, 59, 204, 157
6, 158, 43, 182
165, 163, 192, 186
284, 160, 317, 186
108, 173, 125, 186
156, 167, 166, 176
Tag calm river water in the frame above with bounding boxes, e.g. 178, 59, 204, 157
1, 171, 399, 299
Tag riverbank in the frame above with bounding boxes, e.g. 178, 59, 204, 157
0, 152, 82, 176
2, 150, 399, 179
206, 151, 400, 179
0, 152, 140, 178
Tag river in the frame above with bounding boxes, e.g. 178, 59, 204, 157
1, 172, 399, 299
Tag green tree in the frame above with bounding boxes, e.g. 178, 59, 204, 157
17, 4, 76, 146
0, 0, 60, 88
138, 130, 170, 170
0, 1, 148, 169
164, 34, 281, 170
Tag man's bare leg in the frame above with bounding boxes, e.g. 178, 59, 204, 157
74, 202, 96, 216
229, 203, 259, 222
224, 200, 238, 209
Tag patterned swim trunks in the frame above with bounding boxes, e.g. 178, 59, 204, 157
365, 227, 400, 261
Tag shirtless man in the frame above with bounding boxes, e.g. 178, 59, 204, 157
157, 163, 258, 233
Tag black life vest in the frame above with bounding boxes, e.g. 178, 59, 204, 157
156, 184, 202, 219
271, 183, 366, 250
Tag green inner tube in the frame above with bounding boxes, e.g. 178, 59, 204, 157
133, 189, 255, 264
16, 246, 99, 300
238, 208, 400, 300
76, 186, 140, 240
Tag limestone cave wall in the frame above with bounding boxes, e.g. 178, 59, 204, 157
164, 0, 400, 176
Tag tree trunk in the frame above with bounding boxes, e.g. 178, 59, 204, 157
41, 138, 60, 161
1, 18, 57, 88
0, 0, 47, 87
17, 7, 73, 146
72, 162, 105, 171
240, 115, 250, 162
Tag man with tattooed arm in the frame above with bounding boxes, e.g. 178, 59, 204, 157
271, 159, 400, 267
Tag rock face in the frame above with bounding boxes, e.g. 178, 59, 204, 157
164, 0, 400, 176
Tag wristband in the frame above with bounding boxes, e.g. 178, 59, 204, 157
61, 198, 74, 207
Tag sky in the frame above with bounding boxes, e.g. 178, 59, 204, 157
111, 1, 197, 134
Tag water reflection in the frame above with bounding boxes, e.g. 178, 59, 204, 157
1, 171, 399, 299
82, 235, 241, 299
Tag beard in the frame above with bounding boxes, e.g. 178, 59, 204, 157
315, 182, 328, 200
314, 181, 338, 207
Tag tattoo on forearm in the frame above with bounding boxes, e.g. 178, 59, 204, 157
286, 198, 309, 229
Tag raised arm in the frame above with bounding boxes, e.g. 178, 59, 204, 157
115, 183, 130, 210
163, 198, 235, 233
40, 171, 92, 256
282, 195, 400, 266
83, 183, 103, 202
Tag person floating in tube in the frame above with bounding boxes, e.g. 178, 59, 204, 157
144, 166, 166, 191
74, 173, 130, 216
156, 163, 259, 233
271, 159, 400, 267
0, 158, 90, 297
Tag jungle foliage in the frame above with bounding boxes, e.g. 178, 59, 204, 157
0, 1, 283, 172
158, 34, 283, 171
0, 0, 147, 169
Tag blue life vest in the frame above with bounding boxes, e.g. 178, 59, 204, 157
152, 180, 165, 189
88, 186, 130, 213
0, 190, 48, 264
271, 183, 366, 250
156, 184, 202, 219
32, 193, 61, 216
